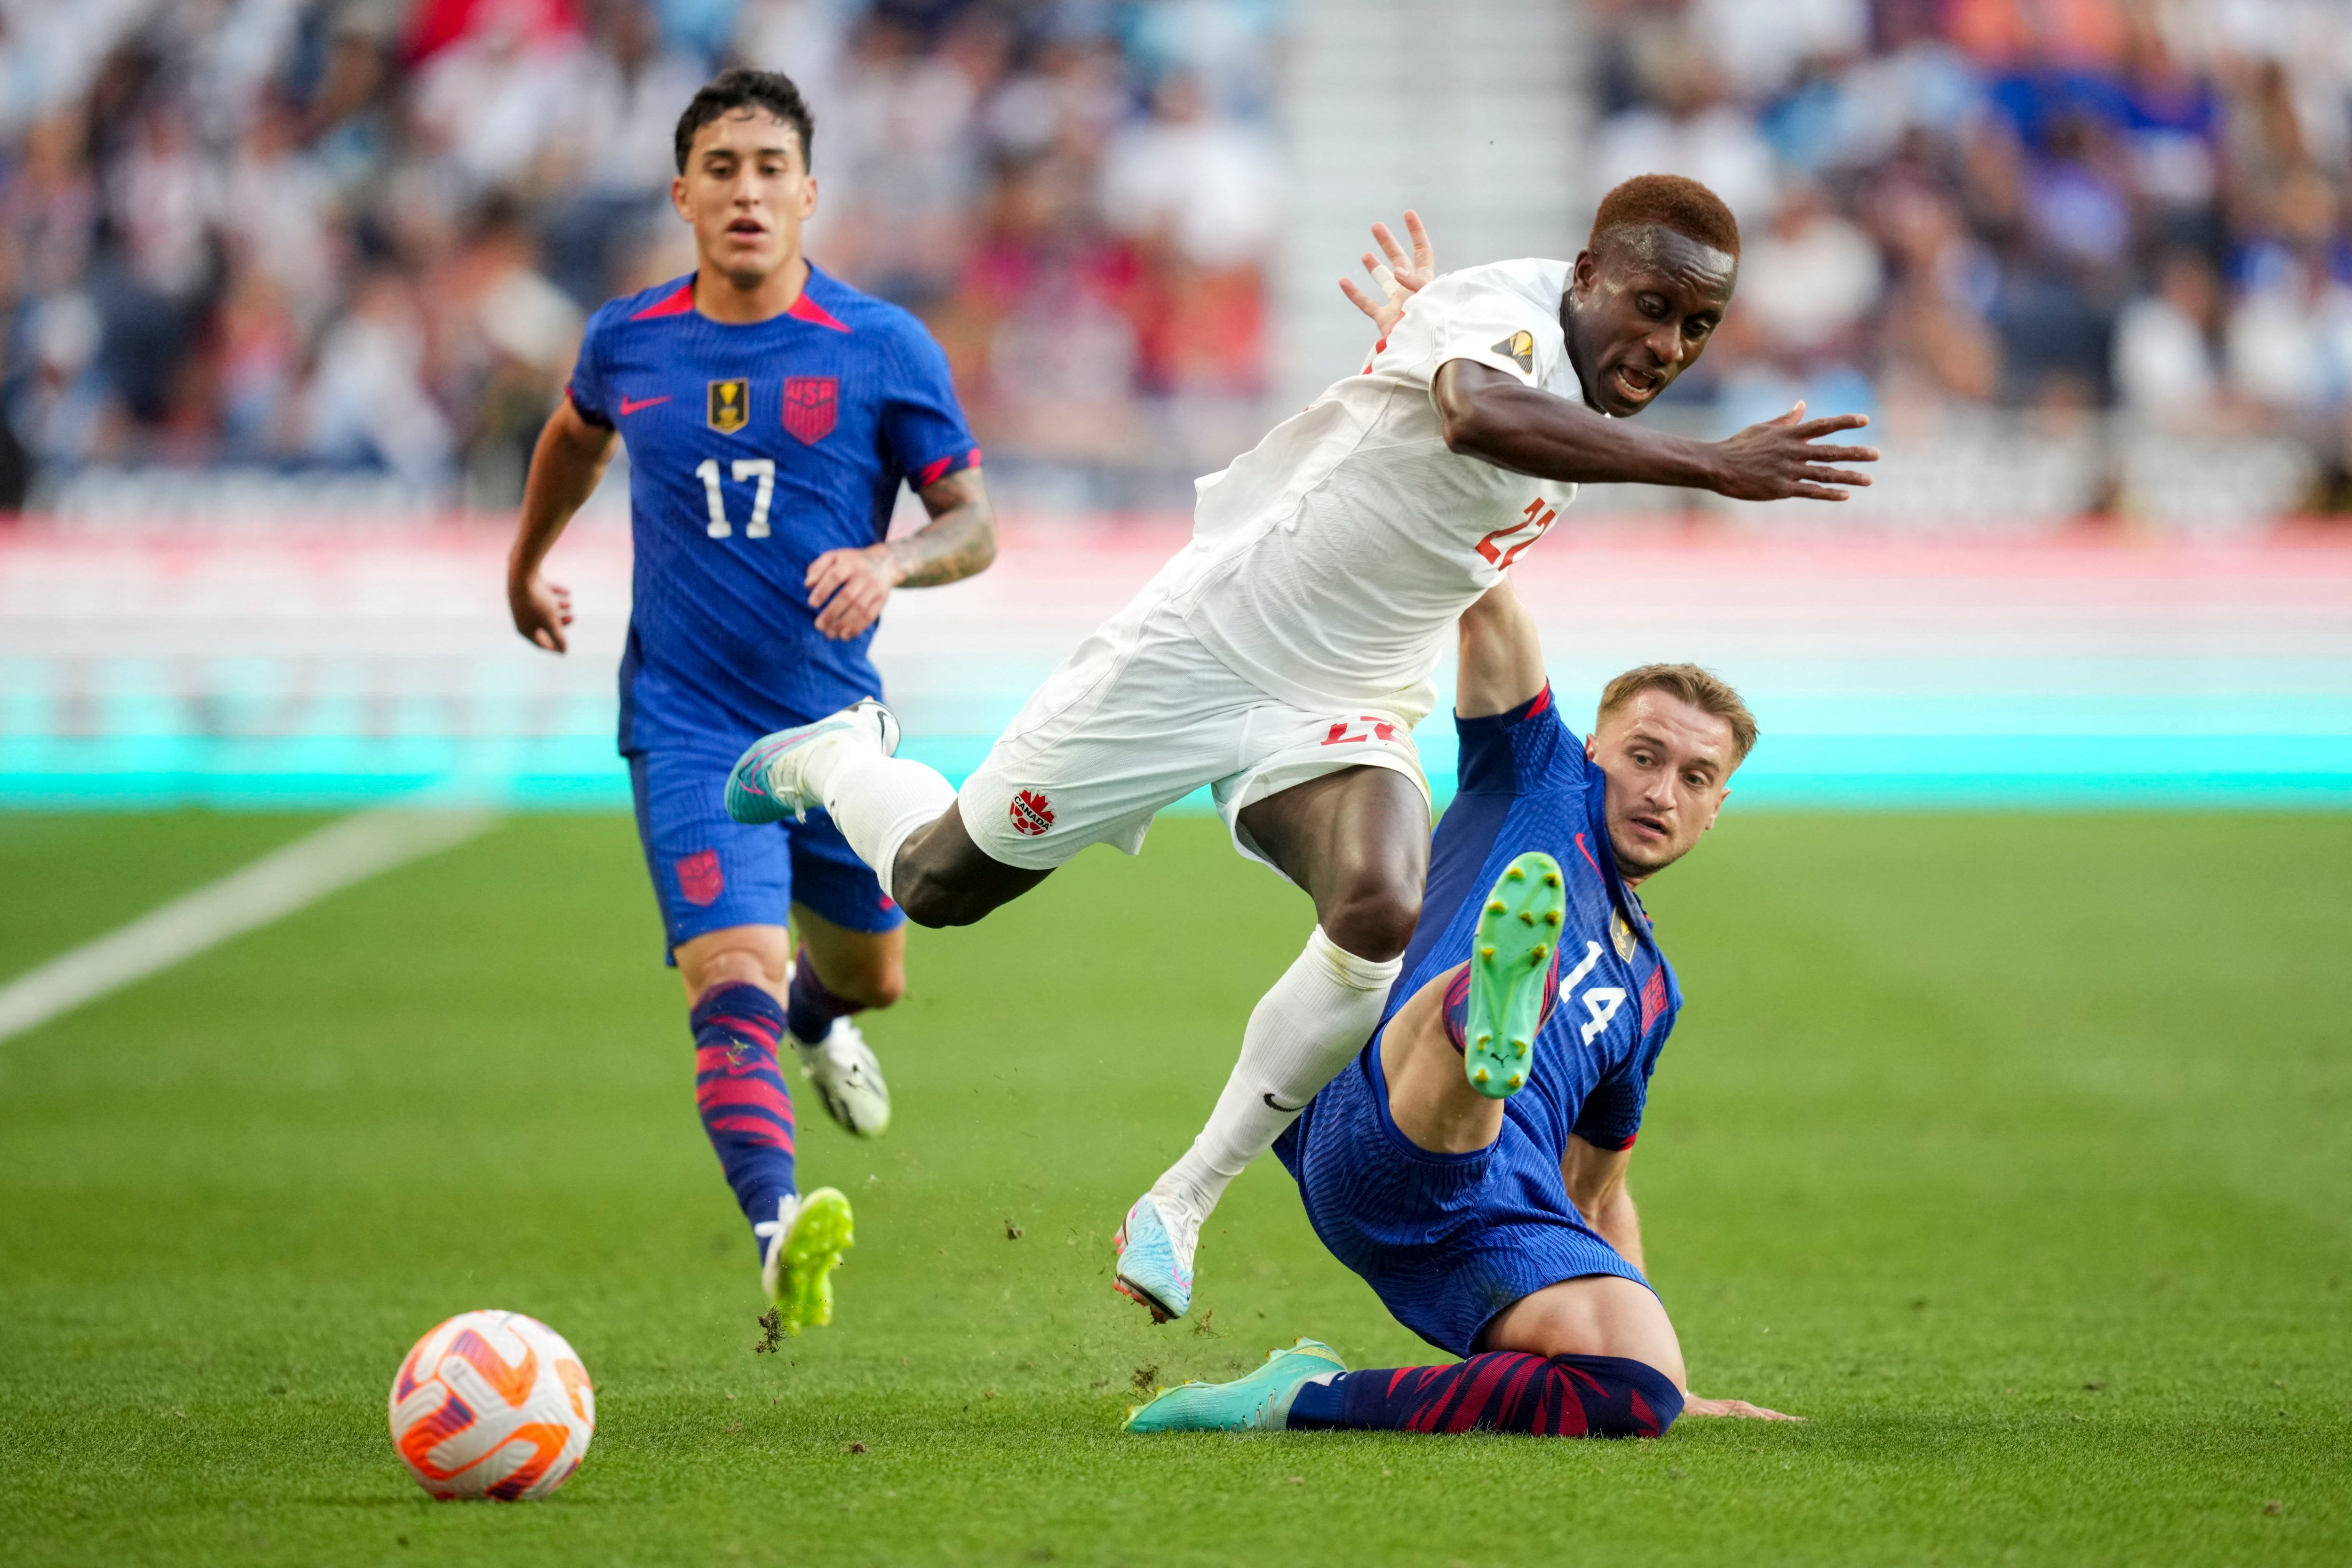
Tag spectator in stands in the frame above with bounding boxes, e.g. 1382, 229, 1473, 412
0, 0, 1283, 507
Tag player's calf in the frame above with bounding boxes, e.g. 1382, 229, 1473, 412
689, 982, 800, 1242
887, 806, 1053, 927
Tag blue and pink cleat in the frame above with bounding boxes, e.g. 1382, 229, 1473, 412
724, 700, 900, 825
1113, 1190, 1202, 1323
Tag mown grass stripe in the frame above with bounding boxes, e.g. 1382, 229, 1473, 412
0, 808, 496, 1045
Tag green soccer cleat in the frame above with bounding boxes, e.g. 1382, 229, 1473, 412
1463, 850, 1566, 1100
756, 1187, 854, 1333
1122, 1338, 1348, 1433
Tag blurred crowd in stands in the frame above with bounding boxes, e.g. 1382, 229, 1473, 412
12, 0, 2352, 520
1592, 0, 2352, 509
0, 0, 1278, 509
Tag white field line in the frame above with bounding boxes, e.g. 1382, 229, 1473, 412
0, 808, 499, 1045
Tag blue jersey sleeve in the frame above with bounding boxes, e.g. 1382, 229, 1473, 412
878, 317, 978, 489
1571, 964, 1678, 1150
1453, 684, 1588, 796
565, 303, 617, 428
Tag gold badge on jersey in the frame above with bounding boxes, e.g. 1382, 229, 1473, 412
1491, 330, 1535, 373
707, 378, 749, 434
1611, 910, 1637, 960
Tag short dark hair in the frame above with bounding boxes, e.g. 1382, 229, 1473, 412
1588, 174, 1740, 259
1598, 662, 1758, 765
674, 69, 815, 175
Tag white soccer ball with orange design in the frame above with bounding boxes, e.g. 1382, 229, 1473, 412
388, 1310, 595, 1500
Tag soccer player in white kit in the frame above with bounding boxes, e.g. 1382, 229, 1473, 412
723, 175, 1879, 1320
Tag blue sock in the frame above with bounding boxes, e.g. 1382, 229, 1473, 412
689, 982, 797, 1245
785, 948, 862, 1045
1285, 1352, 1683, 1438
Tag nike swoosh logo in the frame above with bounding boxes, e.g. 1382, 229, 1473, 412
1262, 1092, 1305, 1114
619, 395, 671, 415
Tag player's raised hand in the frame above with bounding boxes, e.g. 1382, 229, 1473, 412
1339, 209, 1435, 338
1710, 401, 1880, 503
509, 569, 573, 654
807, 543, 905, 641
1681, 1394, 1804, 1420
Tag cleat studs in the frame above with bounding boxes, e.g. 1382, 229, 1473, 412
1545, 909, 1562, 926
1542, 871, 1561, 887
1530, 945, 1549, 965
1477, 1032, 1492, 1046
1514, 1040, 1528, 1056
1519, 911, 1535, 926
1487, 901, 1506, 915
1480, 946, 1496, 960
1506, 867, 1525, 881
1473, 1068, 1490, 1084
1506, 1074, 1524, 1090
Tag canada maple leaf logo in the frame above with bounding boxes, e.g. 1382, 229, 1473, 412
1009, 789, 1054, 837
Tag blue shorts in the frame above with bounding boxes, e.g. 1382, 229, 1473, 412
628, 744, 905, 962
1273, 1027, 1651, 1359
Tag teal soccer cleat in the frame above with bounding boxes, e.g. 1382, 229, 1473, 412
724, 700, 900, 825
1123, 1338, 1348, 1433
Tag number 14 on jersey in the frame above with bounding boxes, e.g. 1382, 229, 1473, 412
696, 458, 775, 539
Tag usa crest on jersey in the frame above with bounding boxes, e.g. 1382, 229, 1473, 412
783, 376, 838, 444
707, 378, 749, 433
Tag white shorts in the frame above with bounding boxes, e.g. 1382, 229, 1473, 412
958, 596, 1430, 880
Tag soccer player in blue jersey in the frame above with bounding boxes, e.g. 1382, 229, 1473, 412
503, 70, 996, 1330
1126, 580, 1796, 1435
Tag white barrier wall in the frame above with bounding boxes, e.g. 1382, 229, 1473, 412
2, 516, 2349, 808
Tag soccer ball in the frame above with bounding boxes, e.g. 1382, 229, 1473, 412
388, 1310, 595, 1500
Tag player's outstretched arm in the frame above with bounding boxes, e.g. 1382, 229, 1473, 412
1563, 1133, 1645, 1273
1558, 1136, 1802, 1421
1455, 578, 1547, 718
1435, 362, 1879, 502
805, 466, 997, 641
1682, 1394, 1803, 1419
507, 400, 618, 654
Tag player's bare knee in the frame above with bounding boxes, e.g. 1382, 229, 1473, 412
846, 964, 906, 1010
684, 944, 778, 999
1323, 880, 1422, 963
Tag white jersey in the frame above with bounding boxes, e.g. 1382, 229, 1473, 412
1158, 257, 1586, 725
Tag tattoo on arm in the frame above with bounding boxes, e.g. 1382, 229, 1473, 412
888, 468, 997, 587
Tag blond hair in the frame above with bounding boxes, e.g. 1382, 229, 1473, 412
1597, 664, 1758, 765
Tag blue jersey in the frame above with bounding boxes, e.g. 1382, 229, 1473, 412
565, 266, 979, 753
1272, 687, 1685, 1354
1389, 685, 1683, 1160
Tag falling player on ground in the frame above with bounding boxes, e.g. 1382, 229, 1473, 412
504, 71, 995, 1329
723, 175, 1876, 1321
1127, 579, 1794, 1436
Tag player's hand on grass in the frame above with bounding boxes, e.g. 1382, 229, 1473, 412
1339, 209, 1435, 338
1710, 401, 1879, 503
509, 570, 573, 654
807, 544, 905, 641
1681, 1394, 1804, 1421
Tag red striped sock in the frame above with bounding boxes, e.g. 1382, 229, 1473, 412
1285, 1352, 1683, 1438
690, 982, 797, 1241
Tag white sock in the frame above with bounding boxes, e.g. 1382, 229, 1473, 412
1155, 926, 1401, 1214
801, 740, 957, 904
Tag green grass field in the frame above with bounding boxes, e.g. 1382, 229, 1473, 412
1, 808, 2347, 1566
